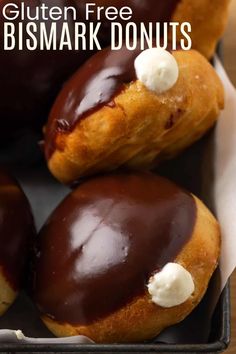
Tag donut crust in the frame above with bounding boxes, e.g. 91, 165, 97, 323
0, 270, 16, 316
41, 196, 220, 343
46, 50, 224, 184
0, 173, 35, 316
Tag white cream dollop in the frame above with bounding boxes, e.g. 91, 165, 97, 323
134, 48, 179, 94
15, 330, 24, 340
147, 263, 195, 308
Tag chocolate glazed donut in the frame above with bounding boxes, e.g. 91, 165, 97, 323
0, 0, 91, 141
0, 169, 35, 315
33, 173, 197, 325
33, 173, 220, 343
43, 43, 223, 185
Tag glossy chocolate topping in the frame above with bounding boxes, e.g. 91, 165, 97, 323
45, 42, 176, 159
0, 170, 35, 290
43, 0, 180, 158
33, 173, 196, 325
0, 0, 90, 139
45, 44, 142, 158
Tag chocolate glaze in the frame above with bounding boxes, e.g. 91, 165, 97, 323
44, 44, 141, 159
0, 170, 35, 290
0, 0, 91, 140
33, 173, 196, 325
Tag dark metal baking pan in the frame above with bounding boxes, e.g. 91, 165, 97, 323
0, 284, 230, 353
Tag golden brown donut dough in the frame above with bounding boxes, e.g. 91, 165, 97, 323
40, 196, 220, 343
0, 271, 16, 316
0, 171, 35, 316
46, 50, 224, 184
173, 0, 230, 59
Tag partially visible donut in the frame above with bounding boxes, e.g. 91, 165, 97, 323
0, 170, 35, 315
0, 0, 91, 140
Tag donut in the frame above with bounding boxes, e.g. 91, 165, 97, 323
172, 0, 229, 58
0, 0, 91, 140
0, 170, 35, 316
77, 0, 230, 58
32, 173, 220, 343
44, 46, 224, 184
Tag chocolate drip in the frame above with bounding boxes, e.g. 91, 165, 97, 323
33, 173, 196, 325
45, 44, 141, 158
0, 170, 35, 290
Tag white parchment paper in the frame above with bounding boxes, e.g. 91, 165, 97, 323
214, 57, 236, 289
